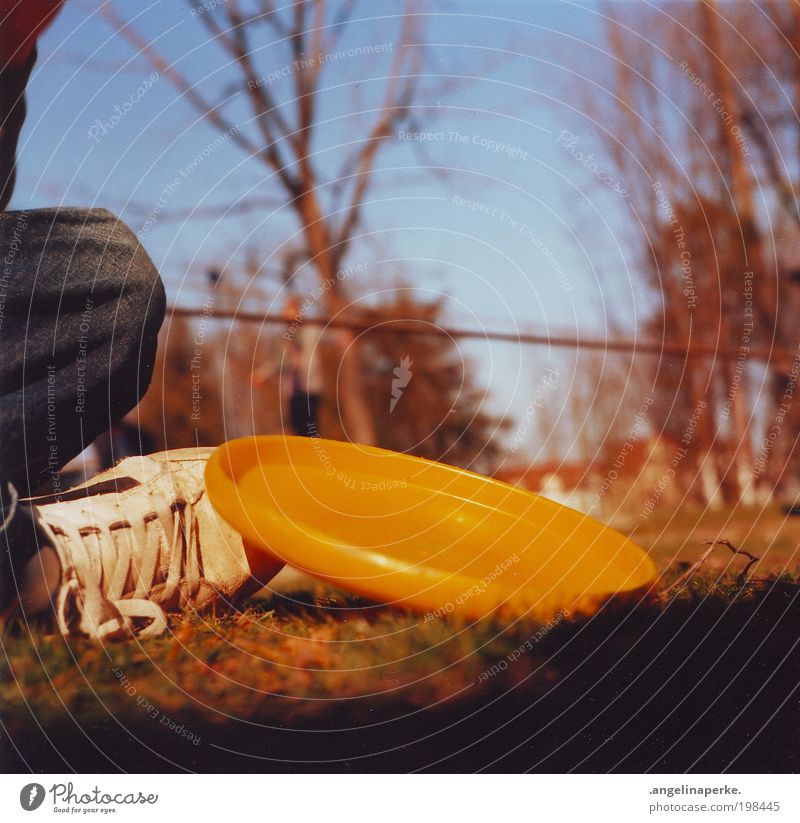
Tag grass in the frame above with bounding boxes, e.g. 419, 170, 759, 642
2, 505, 800, 773
627, 502, 800, 572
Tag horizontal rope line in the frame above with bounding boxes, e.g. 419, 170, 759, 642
166, 305, 796, 363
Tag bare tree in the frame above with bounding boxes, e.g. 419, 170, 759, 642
567, 0, 800, 505
103, 0, 425, 444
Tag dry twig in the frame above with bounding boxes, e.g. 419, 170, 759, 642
659, 538, 761, 601
702, 539, 760, 585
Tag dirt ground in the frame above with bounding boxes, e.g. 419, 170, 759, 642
2, 503, 799, 774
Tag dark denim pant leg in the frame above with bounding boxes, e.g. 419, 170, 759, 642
0, 208, 165, 609
289, 392, 322, 437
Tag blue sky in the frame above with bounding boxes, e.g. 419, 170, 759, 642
12, 0, 653, 457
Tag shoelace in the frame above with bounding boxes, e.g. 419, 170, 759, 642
39, 490, 205, 640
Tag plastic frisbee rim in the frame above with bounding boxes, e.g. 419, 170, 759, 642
205, 435, 658, 620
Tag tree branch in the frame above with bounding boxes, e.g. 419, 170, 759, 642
101, 3, 262, 159
326, 0, 358, 52
333, 10, 420, 263
224, 0, 299, 190
703, 539, 760, 585
291, 1, 316, 153
740, 105, 800, 226
124, 195, 284, 224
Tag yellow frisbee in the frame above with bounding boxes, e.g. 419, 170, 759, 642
205, 436, 657, 621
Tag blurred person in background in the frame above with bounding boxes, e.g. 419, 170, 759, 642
253, 294, 326, 437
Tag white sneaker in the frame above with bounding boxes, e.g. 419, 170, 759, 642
19, 448, 284, 640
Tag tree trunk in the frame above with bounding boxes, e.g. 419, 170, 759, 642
702, 0, 759, 500
296, 189, 378, 445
